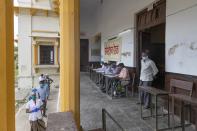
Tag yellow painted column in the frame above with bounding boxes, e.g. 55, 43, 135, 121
33, 43, 38, 65
59, 0, 80, 129
54, 41, 59, 65
0, 0, 15, 131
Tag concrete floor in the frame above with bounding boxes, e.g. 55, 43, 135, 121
15, 73, 196, 131
80, 72, 196, 131
15, 87, 59, 131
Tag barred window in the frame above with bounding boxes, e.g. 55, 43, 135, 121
39, 45, 54, 65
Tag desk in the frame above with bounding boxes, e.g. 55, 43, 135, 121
89, 68, 94, 80
104, 74, 119, 98
90, 68, 97, 81
92, 69, 99, 83
171, 94, 197, 131
96, 70, 105, 87
138, 86, 170, 131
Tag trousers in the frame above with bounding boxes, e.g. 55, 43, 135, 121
139, 81, 152, 108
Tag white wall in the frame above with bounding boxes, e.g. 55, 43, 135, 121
18, 9, 33, 88
18, 8, 59, 88
166, 0, 197, 76
96, 0, 155, 67
101, 30, 134, 67
80, 12, 97, 39
16, 0, 51, 10
95, 0, 197, 74
119, 31, 134, 67
32, 16, 59, 32
89, 38, 101, 62
96, 0, 155, 40
18, 9, 32, 77
80, 0, 98, 39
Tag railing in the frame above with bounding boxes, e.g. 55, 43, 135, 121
102, 108, 124, 131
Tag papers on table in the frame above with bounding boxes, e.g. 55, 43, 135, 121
96, 70, 105, 73
92, 68, 119, 78
104, 74, 119, 78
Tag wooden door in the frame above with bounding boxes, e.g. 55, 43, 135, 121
80, 39, 89, 71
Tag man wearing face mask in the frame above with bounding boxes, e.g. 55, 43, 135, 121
138, 50, 158, 109
26, 92, 46, 131
36, 79, 48, 117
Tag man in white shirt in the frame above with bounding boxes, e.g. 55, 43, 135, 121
26, 92, 46, 131
39, 74, 45, 82
138, 51, 158, 109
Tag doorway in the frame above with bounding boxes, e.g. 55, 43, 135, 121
80, 39, 89, 72
136, 0, 166, 88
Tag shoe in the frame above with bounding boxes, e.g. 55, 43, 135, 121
43, 115, 47, 117
101, 89, 106, 93
144, 106, 150, 109
113, 91, 116, 96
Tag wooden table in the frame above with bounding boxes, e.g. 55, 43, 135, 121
89, 68, 94, 80
91, 69, 99, 83
96, 70, 105, 87
138, 86, 170, 131
90, 68, 97, 81
104, 74, 119, 98
171, 94, 197, 131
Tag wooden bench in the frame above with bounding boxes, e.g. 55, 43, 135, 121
169, 79, 194, 131
171, 94, 197, 131
138, 86, 170, 131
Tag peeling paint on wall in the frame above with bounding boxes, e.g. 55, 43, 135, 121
168, 44, 179, 56
121, 52, 131, 57
168, 42, 197, 56
189, 42, 197, 50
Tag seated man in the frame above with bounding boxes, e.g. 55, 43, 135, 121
118, 63, 130, 85
97, 62, 108, 72
112, 63, 122, 75
112, 63, 130, 96
104, 63, 113, 74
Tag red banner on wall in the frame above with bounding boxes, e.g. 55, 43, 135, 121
104, 37, 122, 61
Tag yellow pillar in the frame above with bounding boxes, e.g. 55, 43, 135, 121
0, 0, 15, 131
33, 44, 38, 65
59, 0, 80, 129
54, 42, 59, 65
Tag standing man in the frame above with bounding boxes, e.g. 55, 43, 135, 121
138, 50, 158, 109
37, 79, 48, 117
45, 74, 53, 99
39, 74, 45, 82
26, 92, 46, 131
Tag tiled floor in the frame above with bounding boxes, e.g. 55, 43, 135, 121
80, 72, 196, 131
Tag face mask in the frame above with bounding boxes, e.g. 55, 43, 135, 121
142, 56, 148, 60
32, 95, 36, 100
